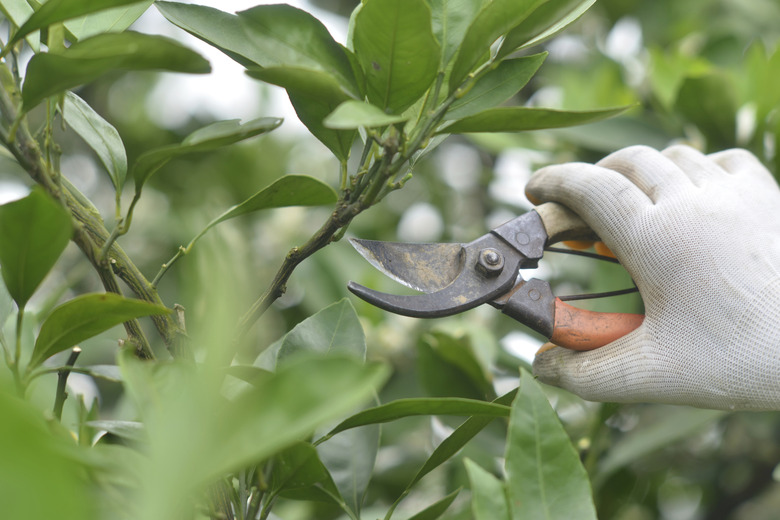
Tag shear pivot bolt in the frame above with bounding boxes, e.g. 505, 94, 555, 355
476, 248, 504, 277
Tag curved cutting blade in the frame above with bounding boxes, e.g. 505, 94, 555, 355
347, 236, 520, 318
349, 238, 464, 293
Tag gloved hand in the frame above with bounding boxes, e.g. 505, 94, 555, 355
526, 145, 780, 410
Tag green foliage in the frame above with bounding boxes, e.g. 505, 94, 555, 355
7, 0, 143, 47
161, 0, 629, 162
446, 52, 547, 120
269, 442, 343, 504
0, 0, 773, 519
325, 100, 410, 129
203, 175, 337, 228
505, 370, 598, 519
0, 390, 95, 519
64, 1, 155, 41
133, 117, 282, 190
324, 397, 511, 438
443, 104, 633, 133
22, 32, 211, 110
267, 298, 366, 365
30, 293, 170, 369
464, 458, 510, 520
674, 73, 737, 151
128, 116, 283, 230
157, 1, 362, 160
63, 92, 127, 193
353, 0, 439, 112
0, 188, 71, 308
407, 488, 461, 520
450, 0, 545, 90
497, 0, 596, 57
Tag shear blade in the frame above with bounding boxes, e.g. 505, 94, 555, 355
349, 238, 464, 293
348, 236, 523, 318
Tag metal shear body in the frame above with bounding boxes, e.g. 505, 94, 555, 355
348, 202, 644, 351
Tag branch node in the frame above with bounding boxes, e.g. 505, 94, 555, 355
174, 304, 186, 333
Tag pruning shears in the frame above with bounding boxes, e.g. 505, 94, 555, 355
347, 202, 644, 351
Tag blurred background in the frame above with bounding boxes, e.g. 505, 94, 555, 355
8, 0, 780, 518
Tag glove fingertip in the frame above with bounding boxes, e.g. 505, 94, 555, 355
532, 344, 568, 386
535, 341, 558, 355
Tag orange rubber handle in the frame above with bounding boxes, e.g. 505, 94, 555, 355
550, 299, 644, 351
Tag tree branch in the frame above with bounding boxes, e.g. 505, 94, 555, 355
0, 79, 188, 359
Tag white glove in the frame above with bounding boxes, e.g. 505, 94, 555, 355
526, 145, 780, 410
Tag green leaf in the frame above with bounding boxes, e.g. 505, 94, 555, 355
246, 67, 356, 160
213, 356, 389, 481
22, 32, 210, 111
324, 100, 410, 129
0, 390, 93, 520
87, 420, 146, 443
174, 174, 333, 271
0, 0, 40, 51
82, 443, 144, 490
257, 298, 365, 370
403, 390, 517, 491
160, 2, 361, 96
65, 1, 154, 41
225, 365, 271, 387
238, 4, 359, 96
317, 415, 379, 516
430, 0, 486, 68
674, 73, 737, 150
155, 1, 258, 68
276, 299, 365, 365
464, 459, 510, 520
8, 0, 144, 47
63, 92, 127, 193
258, 299, 375, 513
775, 116, 780, 177
747, 44, 780, 121
505, 370, 597, 520
418, 335, 490, 400
247, 67, 350, 102
449, 0, 546, 92
497, 0, 596, 58
270, 442, 343, 503
407, 488, 461, 520
0, 188, 72, 308
182, 118, 280, 148
197, 175, 336, 239
353, 0, 440, 112
118, 353, 389, 509
0, 268, 14, 329
82, 364, 123, 383
290, 92, 356, 161
647, 48, 711, 111
0, 1, 34, 29
446, 53, 546, 120
132, 117, 282, 200
325, 397, 511, 439
30, 293, 170, 368
441, 105, 633, 134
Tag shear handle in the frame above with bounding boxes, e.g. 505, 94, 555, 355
551, 299, 644, 351
534, 201, 598, 244
499, 279, 644, 351
499, 203, 644, 350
